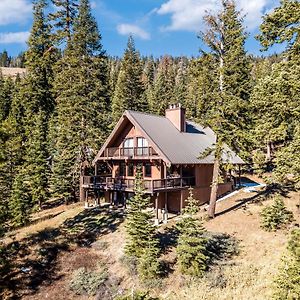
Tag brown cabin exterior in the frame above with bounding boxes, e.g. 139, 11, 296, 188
81, 104, 244, 221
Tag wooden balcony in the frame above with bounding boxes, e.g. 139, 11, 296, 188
81, 176, 195, 193
99, 147, 159, 160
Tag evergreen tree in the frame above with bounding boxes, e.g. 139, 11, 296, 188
50, 0, 79, 43
12, 0, 58, 211
0, 75, 14, 122
273, 229, 300, 299
275, 125, 300, 187
174, 57, 189, 105
125, 166, 159, 259
176, 188, 208, 276
9, 168, 31, 226
150, 56, 176, 115
199, 0, 252, 217
112, 36, 146, 123
50, 0, 109, 202
253, 0, 300, 181
250, 62, 299, 165
0, 50, 10, 67
185, 55, 216, 120
258, 0, 300, 61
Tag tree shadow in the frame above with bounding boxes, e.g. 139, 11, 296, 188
215, 183, 297, 217
157, 226, 179, 254
0, 207, 124, 299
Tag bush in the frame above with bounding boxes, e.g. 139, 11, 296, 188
69, 267, 108, 296
260, 196, 293, 231
273, 229, 300, 299
115, 290, 160, 300
120, 255, 138, 276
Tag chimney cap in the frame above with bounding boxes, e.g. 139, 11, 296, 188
168, 103, 183, 110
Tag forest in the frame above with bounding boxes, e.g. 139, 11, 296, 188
0, 0, 299, 299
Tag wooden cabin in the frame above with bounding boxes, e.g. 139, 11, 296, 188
80, 104, 244, 222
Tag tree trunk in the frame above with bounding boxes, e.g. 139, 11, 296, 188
266, 141, 272, 161
208, 156, 220, 218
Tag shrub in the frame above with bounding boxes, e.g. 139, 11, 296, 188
273, 229, 300, 299
260, 196, 293, 231
120, 255, 138, 276
69, 267, 108, 296
115, 290, 160, 300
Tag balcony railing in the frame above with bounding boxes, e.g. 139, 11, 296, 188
81, 176, 195, 193
103, 147, 158, 159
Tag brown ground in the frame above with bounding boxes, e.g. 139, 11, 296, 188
1, 179, 299, 300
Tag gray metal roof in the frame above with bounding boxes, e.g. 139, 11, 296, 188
127, 110, 244, 165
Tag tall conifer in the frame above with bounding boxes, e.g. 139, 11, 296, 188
50, 0, 109, 202
112, 36, 146, 123
200, 0, 251, 217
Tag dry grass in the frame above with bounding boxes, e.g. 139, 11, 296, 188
3, 202, 84, 245
2, 183, 299, 300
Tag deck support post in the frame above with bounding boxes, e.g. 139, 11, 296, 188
238, 165, 241, 187
163, 192, 168, 224
180, 190, 184, 213
80, 176, 85, 202
109, 191, 113, 208
84, 189, 89, 208
180, 165, 183, 187
154, 193, 159, 225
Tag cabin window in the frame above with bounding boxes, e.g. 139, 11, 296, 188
144, 163, 152, 177
137, 137, 148, 147
137, 137, 149, 156
119, 162, 126, 177
123, 138, 134, 156
123, 138, 134, 148
127, 163, 134, 177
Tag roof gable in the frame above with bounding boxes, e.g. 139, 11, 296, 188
93, 110, 244, 165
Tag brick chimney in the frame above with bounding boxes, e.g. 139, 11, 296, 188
165, 103, 186, 132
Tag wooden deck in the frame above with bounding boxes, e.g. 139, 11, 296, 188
81, 176, 195, 193
97, 146, 159, 160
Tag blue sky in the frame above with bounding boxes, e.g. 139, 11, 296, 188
0, 0, 283, 58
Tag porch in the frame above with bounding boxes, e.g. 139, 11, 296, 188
81, 175, 196, 193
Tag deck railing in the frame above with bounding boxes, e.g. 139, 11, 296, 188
104, 147, 158, 158
81, 176, 195, 192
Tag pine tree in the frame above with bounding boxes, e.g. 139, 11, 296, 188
273, 229, 300, 299
176, 188, 208, 276
112, 36, 146, 123
50, 0, 110, 202
275, 125, 300, 187
50, 0, 79, 43
185, 55, 216, 120
125, 166, 159, 259
0, 50, 10, 67
258, 0, 300, 61
174, 57, 188, 105
199, 0, 252, 218
150, 56, 176, 115
12, 0, 58, 211
0, 75, 14, 122
9, 169, 31, 226
250, 62, 300, 166
0, 72, 26, 226
138, 239, 161, 281
254, 0, 300, 185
